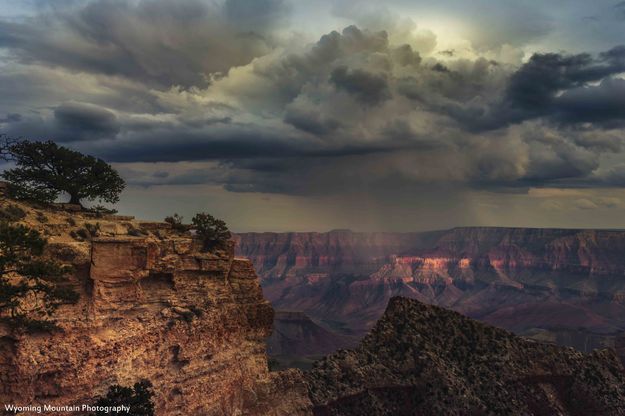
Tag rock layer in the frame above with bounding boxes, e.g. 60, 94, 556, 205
236, 228, 625, 351
0, 201, 309, 416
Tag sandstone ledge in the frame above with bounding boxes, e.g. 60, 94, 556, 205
0, 201, 312, 415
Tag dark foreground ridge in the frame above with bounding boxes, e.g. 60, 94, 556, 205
306, 296, 625, 416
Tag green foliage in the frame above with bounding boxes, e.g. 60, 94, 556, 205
0, 134, 18, 161
2, 140, 125, 206
6, 181, 58, 204
191, 212, 231, 251
0, 220, 78, 330
91, 380, 155, 416
164, 213, 188, 232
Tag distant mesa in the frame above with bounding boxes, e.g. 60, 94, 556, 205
236, 227, 625, 354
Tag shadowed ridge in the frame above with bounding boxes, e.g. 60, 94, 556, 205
306, 296, 625, 416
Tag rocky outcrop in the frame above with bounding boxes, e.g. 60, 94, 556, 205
306, 297, 625, 415
0, 201, 309, 416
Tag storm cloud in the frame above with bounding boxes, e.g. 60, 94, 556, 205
54, 102, 120, 141
504, 47, 625, 122
0, 0, 288, 89
1, 0, 625, 229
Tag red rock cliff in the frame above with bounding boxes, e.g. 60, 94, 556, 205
0, 202, 311, 415
236, 227, 625, 351
234, 230, 440, 279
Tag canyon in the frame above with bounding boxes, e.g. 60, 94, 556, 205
235, 228, 625, 355
3, 201, 625, 415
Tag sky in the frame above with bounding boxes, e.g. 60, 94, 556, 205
1, 0, 625, 232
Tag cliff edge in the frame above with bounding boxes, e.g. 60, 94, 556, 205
0, 200, 310, 415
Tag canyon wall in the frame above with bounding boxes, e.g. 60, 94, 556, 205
236, 228, 625, 351
237, 227, 625, 281
233, 230, 441, 278
0, 202, 311, 416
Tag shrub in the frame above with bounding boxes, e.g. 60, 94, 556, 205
85, 223, 100, 237
0, 204, 26, 222
91, 380, 155, 416
191, 212, 231, 251
70, 223, 100, 241
164, 213, 188, 232
89, 205, 118, 217
268, 358, 281, 372
0, 220, 78, 330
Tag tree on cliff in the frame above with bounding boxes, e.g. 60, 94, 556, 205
0, 218, 79, 330
91, 380, 155, 416
164, 213, 188, 232
191, 212, 231, 251
1, 139, 125, 206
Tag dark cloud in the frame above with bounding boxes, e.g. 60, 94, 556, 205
509, 47, 625, 129
2, 6, 625, 204
90, 127, 402, 165
257, 25, 390, 100
94, 132, 304, 163
283, 107, 341, 135
53, 102, 120, 141
381, 119, 447, 150
554, 78, 625, 125
505, 51, 623, 111
330, 66, 390, 105
430, 47, 625, 131
431, 63, 450, 73
0, 0, 288, 89
390, 44, 421, 66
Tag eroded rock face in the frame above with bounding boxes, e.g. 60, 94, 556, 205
236, 228, 625, 351
0, 204, 309, 415
306, 297, 625, 416
233, 230, 440, 279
